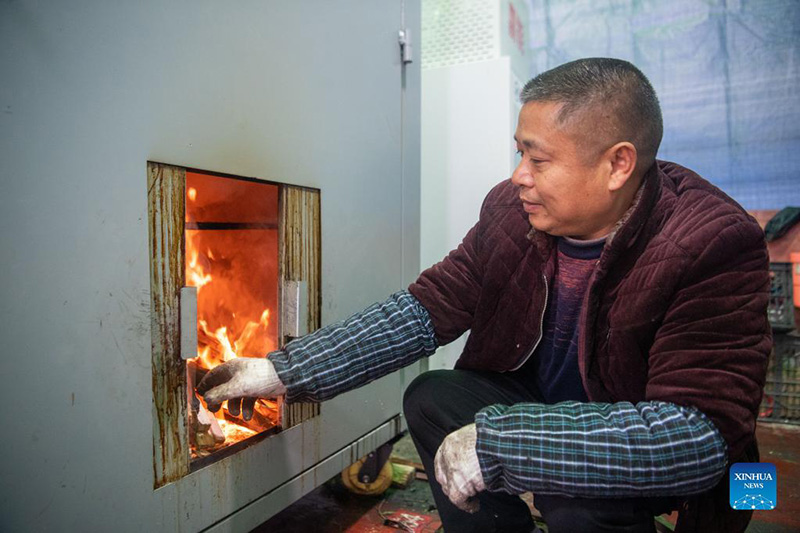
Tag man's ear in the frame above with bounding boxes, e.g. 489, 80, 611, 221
606, 142, 637, 192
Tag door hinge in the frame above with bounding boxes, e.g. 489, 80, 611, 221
399, 28, 413, 64
180, 286, 198, 360
282, 280, 308, 340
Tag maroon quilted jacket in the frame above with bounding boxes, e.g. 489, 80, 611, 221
409, 160, 771, 531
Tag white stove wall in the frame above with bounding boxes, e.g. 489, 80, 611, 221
0, 1, 420, 531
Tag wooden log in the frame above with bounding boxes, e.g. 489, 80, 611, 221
390, 457, 425, 471
194, 401, 225, 448
390, 462, 417, 489
222, 400, 279, 433
197, 330, 223, 361
187, 361, 225, 450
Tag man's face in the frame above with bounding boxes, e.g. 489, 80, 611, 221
512, 101, 616, 240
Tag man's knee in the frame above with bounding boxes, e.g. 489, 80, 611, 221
402, 369, 450, 427
404, 369, 514, 438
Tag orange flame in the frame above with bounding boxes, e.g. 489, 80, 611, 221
187, 243, 212, 289
185, 173, 280, 454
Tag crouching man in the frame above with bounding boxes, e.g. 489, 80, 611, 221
197, 58, 770, 533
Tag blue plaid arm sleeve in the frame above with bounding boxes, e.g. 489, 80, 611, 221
475, 400, 728, 497
268, 290, 438, 403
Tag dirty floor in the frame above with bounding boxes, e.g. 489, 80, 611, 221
252, 422, 800, 532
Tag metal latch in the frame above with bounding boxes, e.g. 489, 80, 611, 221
180, 286, 198, 360
283, 280, 308, 339
399, 28, 413, 64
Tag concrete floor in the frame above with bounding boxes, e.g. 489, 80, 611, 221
254, 422, 800, 532
748, 422, 800, 532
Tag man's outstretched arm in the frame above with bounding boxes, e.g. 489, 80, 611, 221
198, 290, 438, 407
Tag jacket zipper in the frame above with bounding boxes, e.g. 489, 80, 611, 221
507, 274, 548, 372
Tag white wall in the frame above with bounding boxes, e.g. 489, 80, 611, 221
420, 57, 520, 369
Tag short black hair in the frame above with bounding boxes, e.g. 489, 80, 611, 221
520, 58, 663, 170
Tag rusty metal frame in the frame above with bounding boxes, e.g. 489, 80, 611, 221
147, 162, 322, 487
147, 162, 190, 487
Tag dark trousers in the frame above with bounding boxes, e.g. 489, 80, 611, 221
403, 369, 677, 533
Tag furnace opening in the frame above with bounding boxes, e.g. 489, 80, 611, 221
184, 171, 281, 459
149, 161, 320, 483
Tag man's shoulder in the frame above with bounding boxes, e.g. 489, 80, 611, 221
658, 160, 751, 218
654, 161, 765, 256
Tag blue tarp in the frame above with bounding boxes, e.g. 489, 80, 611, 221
527, 0, 800, 209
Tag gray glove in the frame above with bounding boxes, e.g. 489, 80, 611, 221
434, 423, 486, 513
196, 357, 287, 420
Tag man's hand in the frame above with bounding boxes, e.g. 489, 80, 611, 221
434, 423, 486, 513
196, 357, 287, 420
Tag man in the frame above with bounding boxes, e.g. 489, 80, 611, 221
197, 58, 770, 532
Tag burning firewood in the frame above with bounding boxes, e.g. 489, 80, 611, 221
193, 400, 226, 449
222, 399, 279, 433
187, 361, 225, 450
